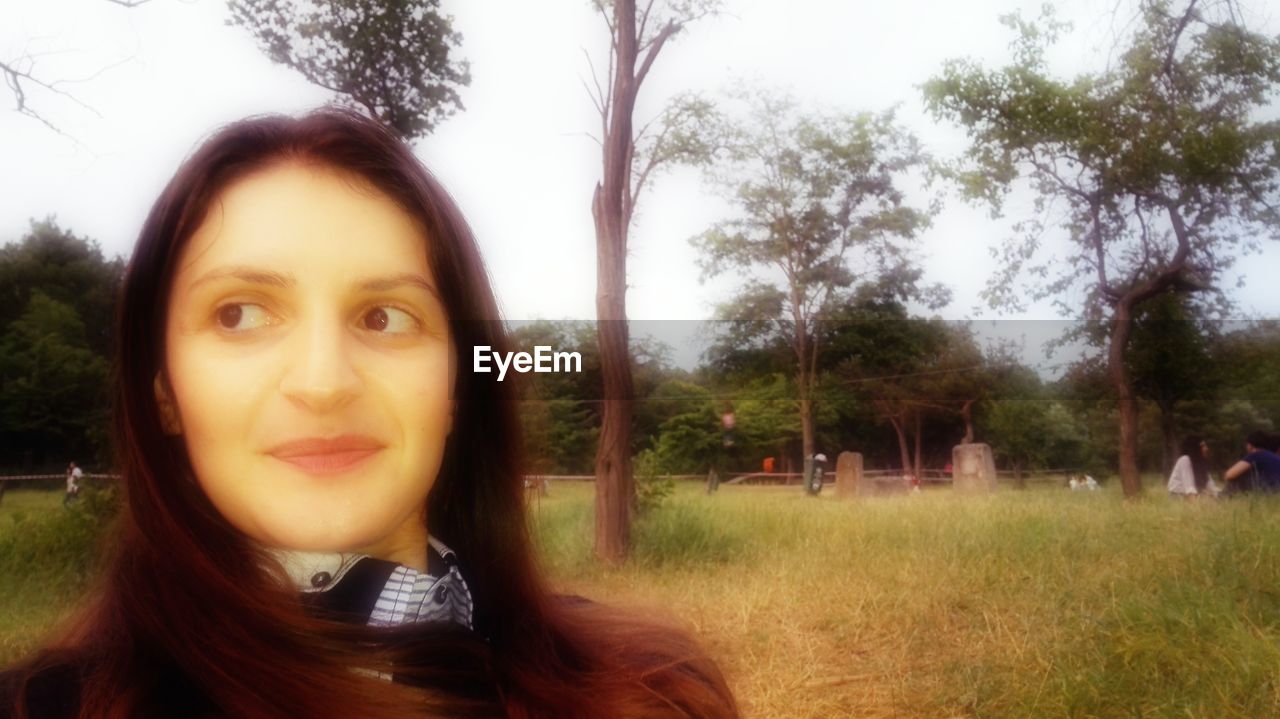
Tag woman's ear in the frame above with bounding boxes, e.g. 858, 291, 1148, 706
153, 372, 184, 435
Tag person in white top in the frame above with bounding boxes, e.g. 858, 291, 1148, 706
63, 461, 83, 507
1167, 435, 1219, 497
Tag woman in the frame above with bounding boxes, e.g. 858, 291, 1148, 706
2, 107, 737, 718
1167, 435, 1218, 498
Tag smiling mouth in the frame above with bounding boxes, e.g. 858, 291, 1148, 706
272, 448, 381, 474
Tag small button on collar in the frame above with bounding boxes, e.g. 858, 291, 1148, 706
311, 571, 332, 588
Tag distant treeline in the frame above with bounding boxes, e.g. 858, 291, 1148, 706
2, 221, 1277, 479
513, 297, 1280, 481
0, 219, 123, 474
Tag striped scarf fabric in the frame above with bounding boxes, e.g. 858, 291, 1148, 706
367, 537, 474, 629
270, 536, 474, 631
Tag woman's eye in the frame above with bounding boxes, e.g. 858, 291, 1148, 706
362, 306, 420, 335
215, 303, 275, 332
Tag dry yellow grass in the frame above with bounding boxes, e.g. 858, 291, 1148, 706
5, 482, 1279, 717
532, 481, 1280, 718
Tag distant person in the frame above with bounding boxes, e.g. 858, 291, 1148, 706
1167, 436, 1219, 498
807, 453, 828, 495
1068, 474, 1099, 491
1222, 431, 1280, 494
63, 461, 83, 507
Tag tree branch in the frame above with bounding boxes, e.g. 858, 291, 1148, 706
582, 47, 608, 112
634, 20, 680, 91
1160, 0, 1198, 80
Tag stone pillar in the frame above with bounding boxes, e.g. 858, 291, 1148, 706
952, 443, 996, 493
835, 452, 864, 499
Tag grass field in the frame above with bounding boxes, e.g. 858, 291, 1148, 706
3, 480, 1280, 717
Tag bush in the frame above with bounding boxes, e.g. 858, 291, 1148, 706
633, 449, 675, 515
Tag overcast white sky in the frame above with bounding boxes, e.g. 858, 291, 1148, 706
2, 0, 1278, 371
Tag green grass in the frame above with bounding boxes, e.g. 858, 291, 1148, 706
6, 480, 1280, 717
0, 486, 114, 662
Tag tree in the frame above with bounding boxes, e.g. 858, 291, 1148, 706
0, 220, 123, 471
508, 320, 686, 476
0, 291, 110, 470
830, 305, 978, 481
584, 0, 718, 563
0, 218, 124, 359
227, 0, 470, 140
692, 92, 935, 466
925, 1, 1280, 497
1214, 320, 1280, 429
642, 382, 721, 475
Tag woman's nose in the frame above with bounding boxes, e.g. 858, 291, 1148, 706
278, 314, 363, 413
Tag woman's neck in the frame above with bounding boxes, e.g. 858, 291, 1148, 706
355, 512, 430, 572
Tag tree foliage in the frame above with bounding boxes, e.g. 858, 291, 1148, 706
0, 220, 122, 471
924, 0, 1280, 496
692, 90, 938, 459
0, 219, 123, 360
227, 0, 470, 140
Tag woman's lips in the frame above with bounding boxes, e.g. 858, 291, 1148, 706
273, 448, 381, 474
266, 435, 384, 475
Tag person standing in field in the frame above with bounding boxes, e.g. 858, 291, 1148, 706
1166, 436, 1218, 498
62, 461, 83, 507
1222, 431, 1280, 494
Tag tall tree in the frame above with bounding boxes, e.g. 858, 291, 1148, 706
228, 0, 470, 139
692, 92, 935, 462
585, 0, 717, 563
925, 1, 1280, 497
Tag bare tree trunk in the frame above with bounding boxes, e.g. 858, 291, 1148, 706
1158, 400, 1179, 476
792, 300, 816, 461
1103, 203, 1199, 499
593, 308, 633, 562
1014, 459, 1025, 489
799, 396, 815, 460
960, 399, 975, 444
912, 411, 923, 480
1110, 302, 1143, 498
591, 0, 640, 564
889, 415, 911, 479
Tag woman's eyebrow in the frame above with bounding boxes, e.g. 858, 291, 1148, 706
188, 266, 438, 298
189, 266, 294, 290
356, 272, 439, 297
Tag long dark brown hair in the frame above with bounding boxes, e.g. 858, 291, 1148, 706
7, 107, 737, 718
1179, 435, 1210, 492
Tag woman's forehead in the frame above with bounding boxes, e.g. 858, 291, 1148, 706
175, 162, 432, 284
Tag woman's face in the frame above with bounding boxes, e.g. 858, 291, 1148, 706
161, 162, 454, 563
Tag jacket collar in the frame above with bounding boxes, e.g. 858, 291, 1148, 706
267, 537, 474, 630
